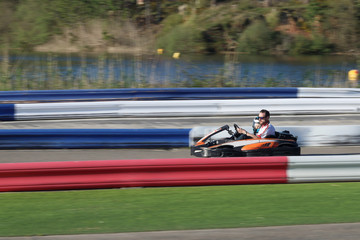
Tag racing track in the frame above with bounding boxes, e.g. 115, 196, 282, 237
1, 115, 359, 240
1, 114, 359, 164
1, 146, 360, 163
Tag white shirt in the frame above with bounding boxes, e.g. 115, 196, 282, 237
256, 123, 275, 138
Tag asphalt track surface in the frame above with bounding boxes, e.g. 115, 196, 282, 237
1, 146, 360, 163
1, 114, 360, 240
2, 223, 360, 240
1, 113, 360, 129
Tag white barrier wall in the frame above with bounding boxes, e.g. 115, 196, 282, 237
298, 88, 360, 98
288, 155, 360, 183
15, 98, 360, 120
189, 125, 360, 147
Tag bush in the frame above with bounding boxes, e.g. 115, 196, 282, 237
158, 14, 184, 36
236, 20, 277, 54
156, 21, 206, 53
12, 0, 53, 50
290, 34, 333, 55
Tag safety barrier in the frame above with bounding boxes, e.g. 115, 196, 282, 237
0, 87, 297, 103
1, 97, 359, 121
190, 125, 360, 147
0, 104, 15, 121
0, 157, 288, 192
1, 155, 360, 192
288, 155, 360, 182
0, 87, 359, 103
0, 129, 190, 149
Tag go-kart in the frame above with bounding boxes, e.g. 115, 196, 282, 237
191, 124, 301, 157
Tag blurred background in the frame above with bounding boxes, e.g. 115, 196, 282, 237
1, 0, 360, 91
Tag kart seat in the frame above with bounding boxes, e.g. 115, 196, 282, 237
265, 131, 279, 139
277, 130, 297, 140
275, 131, 280, 138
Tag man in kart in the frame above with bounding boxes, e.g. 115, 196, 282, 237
237, 109, 276, 139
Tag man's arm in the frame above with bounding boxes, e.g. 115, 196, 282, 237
237, 128, 258, 139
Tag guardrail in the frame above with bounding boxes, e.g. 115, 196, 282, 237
1, 155, 360, 192
0, 157, 288, 192
288, 155, 360, 182
0, 87, 297, 103
1, 98, 359, 121
0, 87, 359, 103
0, 129, 190, 149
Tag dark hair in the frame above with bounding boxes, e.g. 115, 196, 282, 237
260, 109, 270, 118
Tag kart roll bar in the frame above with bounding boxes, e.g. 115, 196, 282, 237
195, 125, 232, 146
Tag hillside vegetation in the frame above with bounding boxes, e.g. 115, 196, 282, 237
1, 0, 360, 55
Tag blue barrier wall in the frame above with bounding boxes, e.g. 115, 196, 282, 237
0, 129, 191, 149
0, 104, 15, 121
0, 88, 298, 103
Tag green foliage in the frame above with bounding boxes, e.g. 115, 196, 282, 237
237, 0, 257, 11
11, 0, 118, 50
290, 34, 333, 55
237, 20, 278, 54
304, 0, 328, 21
265, 8, 280, 29
156, 21, 206, 53
12, 0, 52, 49
1, 0, 360, 54
158, 13, 184, 36
321, 0, 358, 51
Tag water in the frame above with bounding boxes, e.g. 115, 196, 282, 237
1, 52, 359, 90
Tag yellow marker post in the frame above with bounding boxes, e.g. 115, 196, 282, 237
157, 49, 164, 55
173, 52, 180, 59
348, 69, 358, 87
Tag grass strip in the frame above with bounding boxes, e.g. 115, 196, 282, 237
1, 182, 360, 237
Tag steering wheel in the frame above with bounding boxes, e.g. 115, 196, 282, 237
231, 123, 242, 139
234, 123, 241, 132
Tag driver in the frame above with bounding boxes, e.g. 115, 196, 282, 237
237, 109, 275, 139
233, 116, 260, 140
252, 116, 260, 134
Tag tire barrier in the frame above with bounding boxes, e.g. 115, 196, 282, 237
190, 125, 360, 147
0, 157, 288, 192
1, 155, 360, 192
0, 87, 359, 103
1, 98, 360, 121
0, 129, 190, 149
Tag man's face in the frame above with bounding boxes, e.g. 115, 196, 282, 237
258, 112, 268, 125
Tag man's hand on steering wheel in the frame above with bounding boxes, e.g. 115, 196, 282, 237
234, 123, 248, 135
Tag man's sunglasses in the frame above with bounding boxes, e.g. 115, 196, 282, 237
258, 117, 266, 119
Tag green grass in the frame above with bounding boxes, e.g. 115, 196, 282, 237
1, 182, 360, 237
